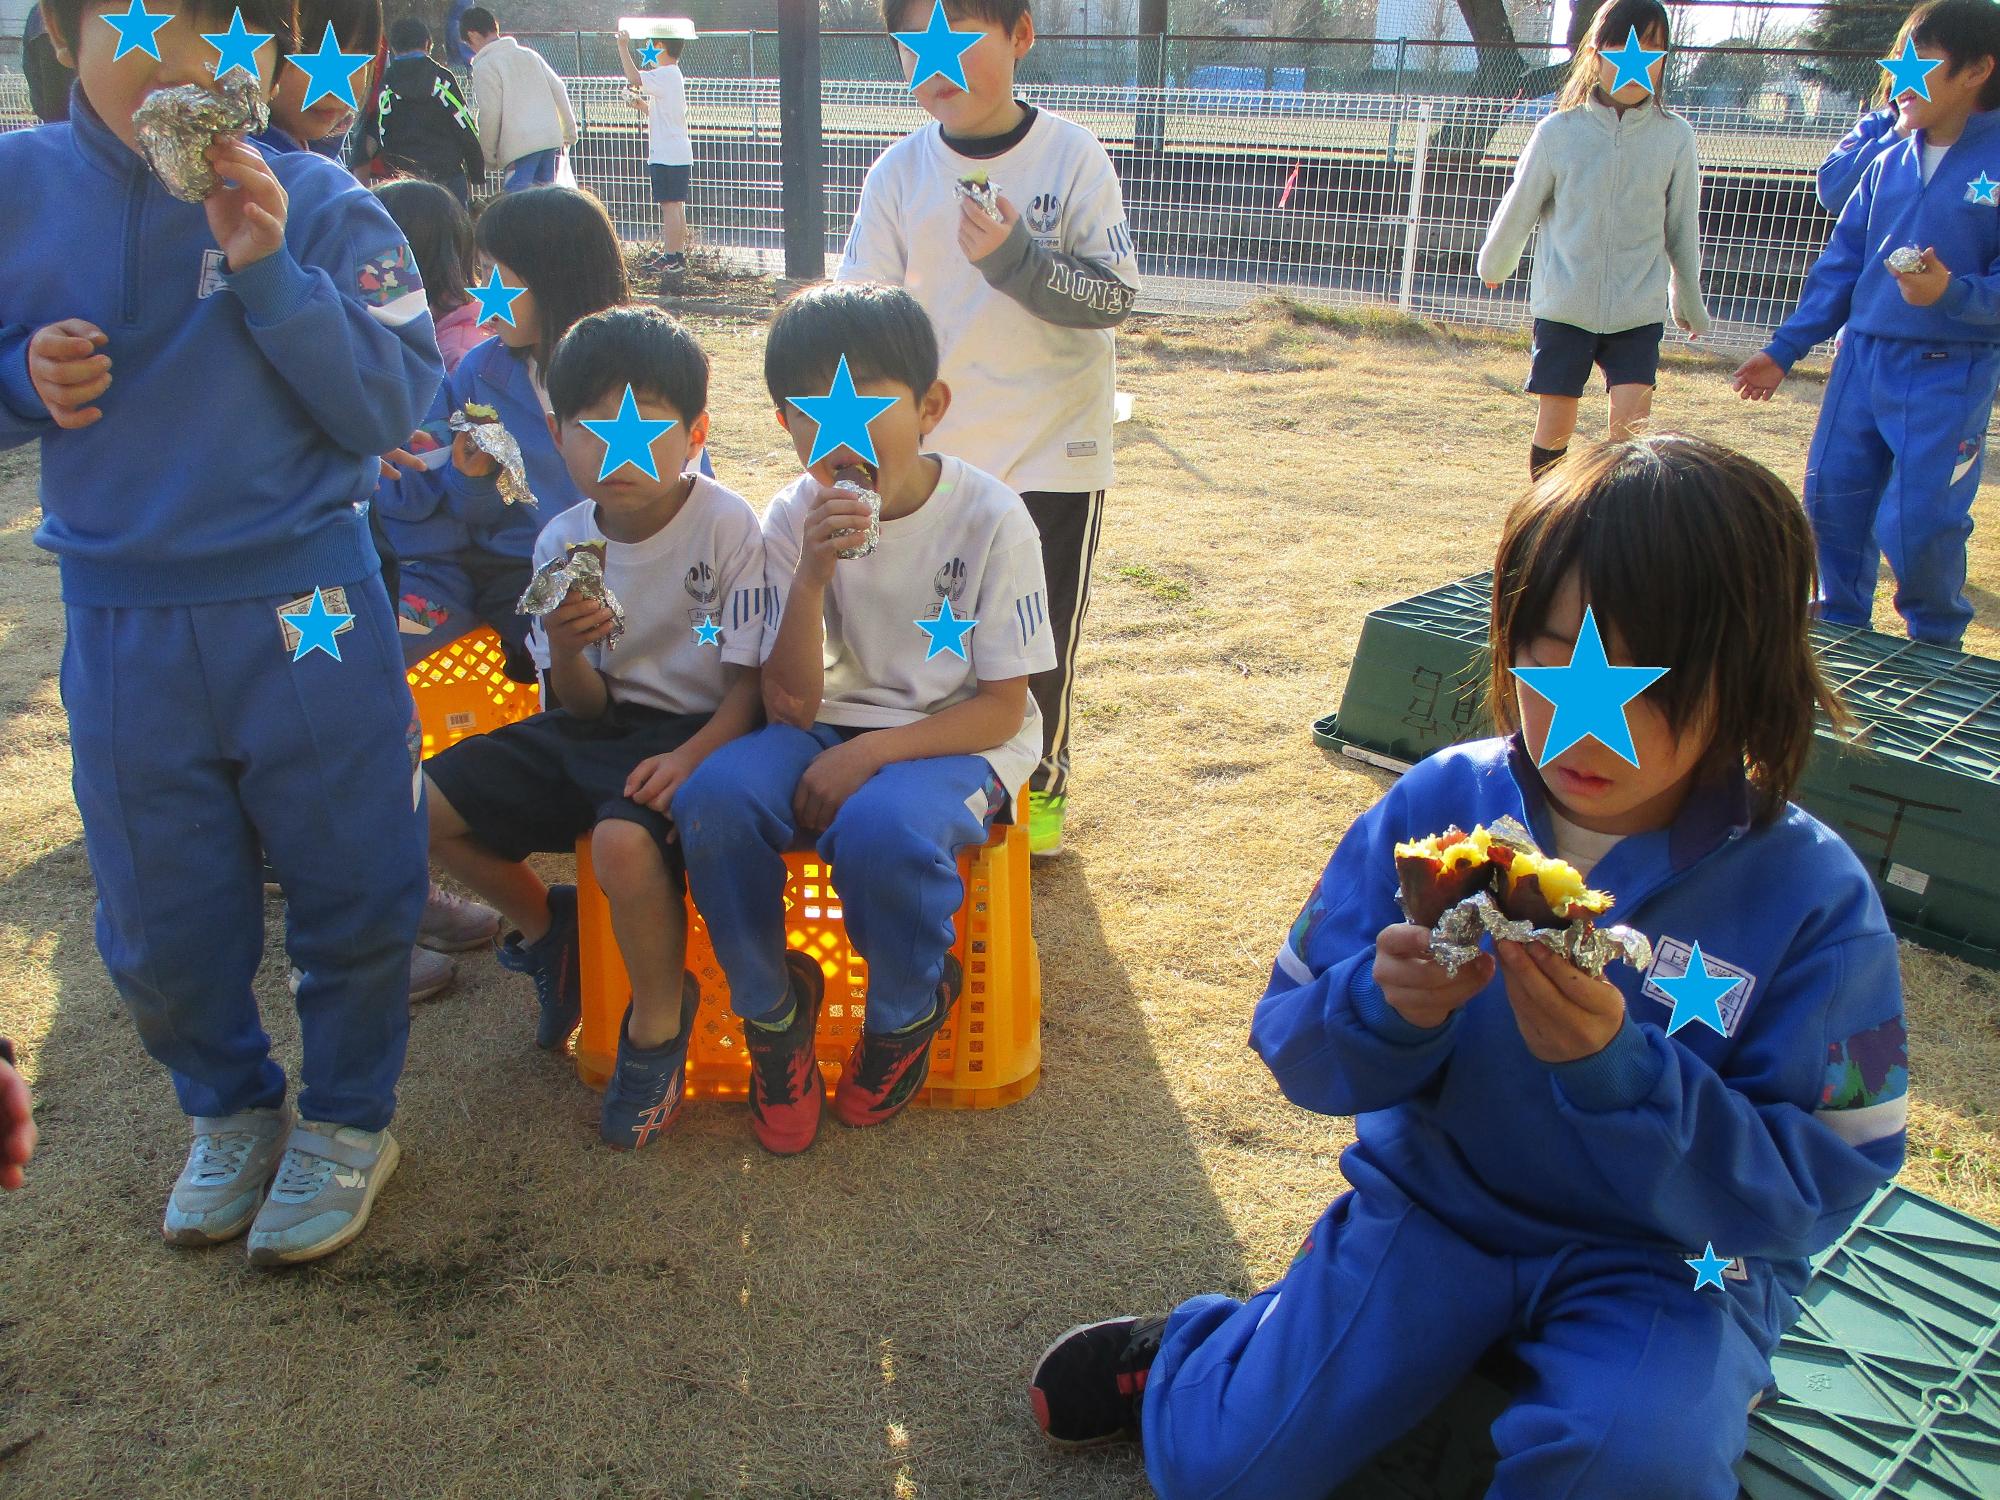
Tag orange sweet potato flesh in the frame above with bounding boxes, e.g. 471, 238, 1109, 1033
1394, 827, 1494, 927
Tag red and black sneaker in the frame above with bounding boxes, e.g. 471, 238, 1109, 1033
743, 951, 826, 1156
832, 954, 962, 1128
1029, 1315, 1168, 1449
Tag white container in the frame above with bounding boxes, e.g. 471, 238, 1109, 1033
618, 16, 698, 41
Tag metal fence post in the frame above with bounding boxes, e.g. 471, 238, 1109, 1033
1397, 102, 1432, 315
748, 30, 761, 145
573, 29, 584, 75
777, 0, 825, 280
1386, 37, 1409, 168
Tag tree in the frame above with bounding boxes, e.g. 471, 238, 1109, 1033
1800, 0, 1903, 103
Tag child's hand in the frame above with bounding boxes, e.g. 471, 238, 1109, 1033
1675, 316, 1699, 343
1890, 246, 1951, 307
795, 482, 877, 588
542, 591, 617, 658
957, 193, 1017, 263
203, 137, 289, 272
1731, 353, 1785, 402
26, 319, 112, 429
793, 736, 881, 831
0, 1050, 34, 1192
1494, 939, 1627, 1064
451, 430, 500, 478
1373, 923, 1494, 1029
379, 446, 425, 481
625, 748, 698, 815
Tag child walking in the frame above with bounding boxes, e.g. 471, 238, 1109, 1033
4, 0, 444, 1262
1031, 434, 1907, 1499
360, 15, 484, 206
839, 0, 1139, 858
1477, 0, 1709, 479
1734, 0, 2000, 651
617, 25, 695, 277
672, 282, 1057, 1154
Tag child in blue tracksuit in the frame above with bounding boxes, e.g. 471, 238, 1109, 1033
2, 0, 442, 1263
376, 185, 628, 673
1030, 435, 1907, 1499
1736, 0, 2000, 650
254, 0, 381, 160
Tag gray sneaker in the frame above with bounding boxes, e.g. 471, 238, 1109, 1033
162, 1106, 294, 1246
287, 946, 456, 1006
417, 883, 501, 952
245, 1121, 401, 1266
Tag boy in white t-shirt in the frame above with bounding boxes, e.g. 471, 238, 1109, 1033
837, 0, 1139, 858
424, 307, 768, 1150
617, 28, 695, 276
674, 283, 1057, 1156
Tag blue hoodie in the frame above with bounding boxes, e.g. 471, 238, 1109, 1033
1256, 737, 1905, 1325
1768, 106, 2000, 369
1817, 106, 1904, 214
0, 93, 444, 607
374, 334, 582, 563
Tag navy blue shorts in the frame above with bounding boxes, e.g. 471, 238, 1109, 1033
1527, 320, 1664, 397
648, 163, 692, 203
425, 702, 710, 872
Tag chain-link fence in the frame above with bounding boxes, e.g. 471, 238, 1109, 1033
0, 32, 1875, 358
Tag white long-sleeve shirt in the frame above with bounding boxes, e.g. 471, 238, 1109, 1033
470, 35, 578, 170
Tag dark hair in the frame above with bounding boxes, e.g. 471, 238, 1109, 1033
387, 15, 428, 51
881, 0, 1030, 34
458, 5, 495, 38
1558, 0, 1672, 111
661, 37, 685, 60
1909, 0, 2000, 109
548, 306, 709, 428
46, 0, 296, 58
375, 178, 472, 317
294, 0, 379, 57
1489, 434, 1845, 825
475, 186, 630, 370
764, 282, 940, 406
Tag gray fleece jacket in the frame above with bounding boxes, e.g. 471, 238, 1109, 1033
1477, 97, 1710, 337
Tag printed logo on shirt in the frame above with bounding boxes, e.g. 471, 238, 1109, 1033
1966, 170, 2000, 206
726, 585, 767, 634
197, 248, 229, 300
1641, 936, 1756, 1036
1066, 441, 1099, 458
684, 560, 719, 607
1025, 191, 1062, 236
933, 558, 969, 604
1106, 220, 1134, 259
1015, 589, 1046, 649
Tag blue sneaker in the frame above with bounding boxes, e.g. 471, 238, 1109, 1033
495, 885, 582, 1050
600, 974, 701, 1150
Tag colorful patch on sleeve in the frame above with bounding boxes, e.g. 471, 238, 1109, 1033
1821, 1017, 1909, 1110
357, 243, 430, 327
1275, 877, 1330, 984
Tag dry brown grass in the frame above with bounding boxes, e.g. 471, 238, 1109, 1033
2, 301, 1997, 1499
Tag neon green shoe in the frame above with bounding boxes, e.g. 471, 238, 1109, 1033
1028, 792, 1066, 858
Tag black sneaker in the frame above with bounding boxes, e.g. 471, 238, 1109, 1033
832, 954, 961, 1129
494, 884, 582, 1050
1030, 1315, 1169, 1448
743, 951, 826, 1155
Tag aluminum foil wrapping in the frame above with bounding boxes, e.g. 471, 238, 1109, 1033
448, 408, 534, 507
1421, 889, 1653, 981
517, 543, 627, 649
1887, 245, 1927, 275
132, 73, 271, 203
954, 173, 1005, 224
833, 464, 881, 560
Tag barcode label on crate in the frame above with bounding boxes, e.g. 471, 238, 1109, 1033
1885, 863, 1930, 895
446, 711, 476, 731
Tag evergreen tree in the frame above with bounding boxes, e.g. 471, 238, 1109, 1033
1801, 0, 1907, 103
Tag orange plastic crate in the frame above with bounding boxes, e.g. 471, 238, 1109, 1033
405, 626, 538, 758
573, 817, 1041, 1111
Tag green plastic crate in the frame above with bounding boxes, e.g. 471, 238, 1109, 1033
1313, 576, 2000, 968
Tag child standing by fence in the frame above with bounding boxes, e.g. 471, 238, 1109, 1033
1477, 0, 1709, 479
618, 24, 696, 278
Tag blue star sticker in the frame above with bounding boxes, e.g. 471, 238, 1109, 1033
693, 615, 723, 646
103, 0, 170, 62
892, 0, 984, 91
1657, 942, 1739, 1038
915, 596, 977, 661
1880, 38, 1943, 102
636, 38, 662, 67
786, 355, 898, 468
1511, 606, 1668, 769
581, 385, 678, 481
289, 22, 373, 110
466, 267, 525, 326
290, 587, 354, 663
1686, 1243, 1730, 1291
202, 8, 274, 82
1602, 28, 1666, 94
1969, 172, 2000, 206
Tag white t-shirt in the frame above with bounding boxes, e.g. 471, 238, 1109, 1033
760, 456, 1059, 794
639, 63, 692, 167
1922, 140, 1949, 182
1548, 808, 1623, 881
527, 476, 767, 715
836, 110, 1140, 494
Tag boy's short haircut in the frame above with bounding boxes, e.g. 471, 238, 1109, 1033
1487, 433, 1847, 825
1910, 0, 2000, 109
459, 5, 497, 38
297, 0, 379, 56
880, 0, 1029, 33
388, 15, 429, 51
46, 0, 296, 55
764, 281, 940, 405
662, 37, 685, 60
548, 306, 710, 428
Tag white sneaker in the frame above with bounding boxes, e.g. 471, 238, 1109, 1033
162, 1106, 294, 1246
417, 883, 501, 952
245, 1121, 401, 1266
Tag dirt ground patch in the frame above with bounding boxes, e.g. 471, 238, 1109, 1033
3, 303, 1997, 1499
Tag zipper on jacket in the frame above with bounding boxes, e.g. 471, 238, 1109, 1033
120, 166, 146, 328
